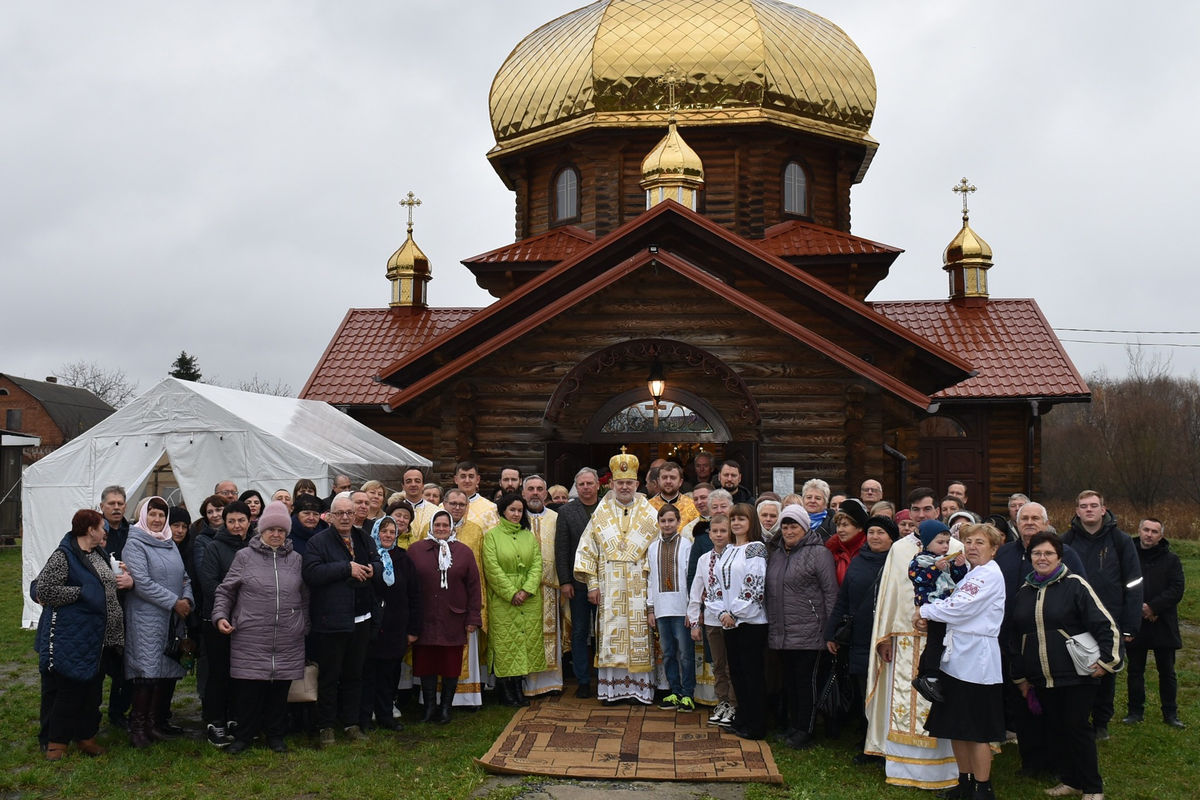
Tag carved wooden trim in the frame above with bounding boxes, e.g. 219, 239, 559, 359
544, 338, 760, 425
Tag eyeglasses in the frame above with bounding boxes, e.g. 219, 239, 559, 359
444, 501, 467, 508
329, 510, 354, 518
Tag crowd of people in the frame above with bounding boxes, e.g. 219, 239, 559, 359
31, 452, 1185, 800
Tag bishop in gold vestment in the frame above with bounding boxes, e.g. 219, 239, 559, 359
574, 450, 659, 704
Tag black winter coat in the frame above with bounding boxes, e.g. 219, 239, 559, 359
995, 537, 1087, 613
1062, 512, 1143, 637
1006, 566, 1123, 689
198, 529, 247, 621
302, 526, 383, 634
1130, 538, 1184, 650
368, 547, 422, 660
823, 547, 889, 676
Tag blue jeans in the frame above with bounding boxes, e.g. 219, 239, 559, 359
569, 585, 594, 687
657, 616, 695, 698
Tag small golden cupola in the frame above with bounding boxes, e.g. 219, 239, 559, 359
386, 191, 431, 309
640, 70, 704, 210
943, 177, 993, 304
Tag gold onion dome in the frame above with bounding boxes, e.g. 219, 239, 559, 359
489, 0, 877, 154
387, 231, 430, 278
641, 121, 705, 182
942, 217, 993, 267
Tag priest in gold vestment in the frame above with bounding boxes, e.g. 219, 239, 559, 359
574, 449, 659, 704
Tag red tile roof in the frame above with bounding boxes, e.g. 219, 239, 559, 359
462, 226, 595, 266
300, 307, 479, 405
871, 299, 1090, 400
757, 219, 902, 259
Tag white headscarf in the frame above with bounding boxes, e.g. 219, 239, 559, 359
425, 510, 458, 589
135, 496, 173, 542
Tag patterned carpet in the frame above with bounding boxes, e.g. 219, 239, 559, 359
476, 694, 782, 784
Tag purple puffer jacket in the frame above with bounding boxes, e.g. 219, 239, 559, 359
212, 534, 309, 681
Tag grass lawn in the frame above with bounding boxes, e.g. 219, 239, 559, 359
4, 543, 1197, 800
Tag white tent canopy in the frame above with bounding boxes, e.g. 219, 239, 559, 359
20, 378, 430, 627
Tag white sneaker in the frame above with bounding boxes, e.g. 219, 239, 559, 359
720, 705, 737, 725
708, 701, 729, 724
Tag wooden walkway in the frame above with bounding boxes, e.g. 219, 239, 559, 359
476, 695, 782, 784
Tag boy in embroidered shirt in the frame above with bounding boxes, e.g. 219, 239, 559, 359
909, 519, 968, 703
647, 505, 694, 711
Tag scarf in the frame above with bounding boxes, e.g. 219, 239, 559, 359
808, 508, 828, 532
371, 518, 395, 587
826, 529, 866, 584
427, 510, 458, 589
134, 496, 172, 542
658, 531, 681, 593
1026, 562, 1067, 587
757, 500, 781, 542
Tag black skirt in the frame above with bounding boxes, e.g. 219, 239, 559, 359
923, 673, 1005, 743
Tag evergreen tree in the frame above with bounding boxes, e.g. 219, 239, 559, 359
168, 350, 202, 382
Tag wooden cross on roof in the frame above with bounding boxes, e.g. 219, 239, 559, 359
400, 191, 422, 234
953, 177, 976, 222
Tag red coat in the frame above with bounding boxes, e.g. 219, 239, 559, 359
408, 539, 482, 647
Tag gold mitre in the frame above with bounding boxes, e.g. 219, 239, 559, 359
609, 447, 639, 480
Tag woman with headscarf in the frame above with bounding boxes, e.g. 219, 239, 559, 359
408, 509, 482, 723
360, 516, 421, 731
35, 509, 130, 760
198, 500, 251, 747
482, 493, 545, 707
825, 514, 899, 764
826, 498, 869, 586
757, 498, 782, 542
212, 501, 309, 754
122, 496, 194, 748
765, 503, 838, 749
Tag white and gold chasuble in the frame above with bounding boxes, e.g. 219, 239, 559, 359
865, 533, 962, 790
524, 508, 570, 696
574, 494, 659, 695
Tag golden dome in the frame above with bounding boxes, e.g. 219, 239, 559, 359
489, 0, 876, 154
641, 122, 705, 181
943, 219, 993, 267
387, 233, 430, 278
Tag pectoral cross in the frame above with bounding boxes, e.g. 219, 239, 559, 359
952, 177, 976, 222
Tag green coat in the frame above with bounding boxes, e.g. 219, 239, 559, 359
482, 520, 547, 677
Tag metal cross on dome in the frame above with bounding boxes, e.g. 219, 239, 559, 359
658, 66, 685, 119
952, 177, 976, 221
399, 191, 422, 234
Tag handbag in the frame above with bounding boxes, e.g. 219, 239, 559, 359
832, 614, 854, 646
288, 662, 319, 703
163, 612, 198, 672
1059, 629, 1100, 677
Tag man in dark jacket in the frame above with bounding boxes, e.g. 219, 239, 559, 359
1122, 518, 1185, 728
302, 494, 383, 746
1061, 490, 1143, 740
555, 467, 600, 698
98, 485, 132, 729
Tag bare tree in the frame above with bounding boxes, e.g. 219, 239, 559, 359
236, 374, 293, 397
56, 360, 139, 407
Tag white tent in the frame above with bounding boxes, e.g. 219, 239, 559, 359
20, 378, 430, 627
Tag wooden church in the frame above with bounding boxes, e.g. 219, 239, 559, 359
301, 0, 1089, 513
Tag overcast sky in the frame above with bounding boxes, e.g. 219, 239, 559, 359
5, 1, 1198, 401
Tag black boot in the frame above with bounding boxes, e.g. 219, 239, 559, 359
514, 676, 530, 707
420, 678, 438, 723
437, 678, 458, 724
972, 778, 995, 799
147, 681, 176, 742
935, 773, 973, 799
127, 683, 155, 748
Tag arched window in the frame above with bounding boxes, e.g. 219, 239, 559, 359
554, 167, 579, 223
783, 160, 808, 216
